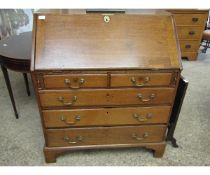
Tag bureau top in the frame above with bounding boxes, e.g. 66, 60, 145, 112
31, 10, 182, 71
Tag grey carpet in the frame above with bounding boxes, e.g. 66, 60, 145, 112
0, 50, 210, 166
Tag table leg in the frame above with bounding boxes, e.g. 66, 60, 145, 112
166, 76, 188, 147
1, 65, 19, 119
23, 73, 30, 96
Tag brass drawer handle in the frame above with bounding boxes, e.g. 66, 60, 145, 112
188, 31, 195, 35
130, 76, 150, 87
192, 17, 199, 22
132, 132, 149, 141
57, 96, 78, 106
64, 78, 85, 89
133, 113, 153, 122
64, 135, 83, 144
137, 93, 155, 102
185, 45, 191, 49
60, 115, 80, 125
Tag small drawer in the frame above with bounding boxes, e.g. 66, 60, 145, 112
43, 74, 108, 89
111, 73, 173, 87
176, 26, 203, 39
179, 40, 200, 52
46, 125, 167, 147
43, 106, 171, 128
39, 88, 175, 107
173, 14, 207, 26
181, 51, 198, 60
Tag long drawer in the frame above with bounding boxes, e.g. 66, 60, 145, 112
46, 125, 167, 147
173, 13, 207, 26
43, 106, 171, 128
39, 88, 175, 107
176, 26, 203, 39
43, 74, 108, 89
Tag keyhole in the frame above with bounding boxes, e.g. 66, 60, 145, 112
107, 112, 109, 114
73, 78, 78, 82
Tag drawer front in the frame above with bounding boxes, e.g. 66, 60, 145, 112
111, 73, 172, 87
43, 106, 171, 128
176, 26, 203, 39
46, 125, 167, 147
39, 88, 175, 107
179, 40, 200, 52
173, 14, 207, 26
43, 74, 108, 89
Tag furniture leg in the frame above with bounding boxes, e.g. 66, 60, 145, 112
166, 123, 179, 148
1, 65, 19, 119
23, 73, 30, 96
207, 40, 210, 52
153, 143, 166, 158
147, 142, 166, 158
202, 40, 210, 53
166, 76, 188, 147
44, 147, 58, 163
202, 40, 207, 53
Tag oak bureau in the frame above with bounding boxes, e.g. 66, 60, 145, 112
31, 10, 183, 163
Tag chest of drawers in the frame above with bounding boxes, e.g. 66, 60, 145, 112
168, 10, 208, 60
31, 10, 182, 163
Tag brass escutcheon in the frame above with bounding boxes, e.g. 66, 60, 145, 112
104, 15, 110, 23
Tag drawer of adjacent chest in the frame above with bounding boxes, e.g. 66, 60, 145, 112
39, 88, 175, 107
176, 26, 203, 39
179, 40, 200, 52
111, 73, 173, 87
173, 13, 207, 26
43, 106, 171, 128
46, 125, 167, 147
42, 74, 108, 89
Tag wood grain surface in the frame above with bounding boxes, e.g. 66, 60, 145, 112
46, 125, 167, 147
31, 10, 184, 162
43, 74, 108, 89
39, 88, 175, 107
43, 106, 171, 128
33, 14, 181, 70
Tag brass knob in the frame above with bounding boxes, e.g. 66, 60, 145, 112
185, 45, 191, 49
192, 17, 198, 22
189, 31, 195, 35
